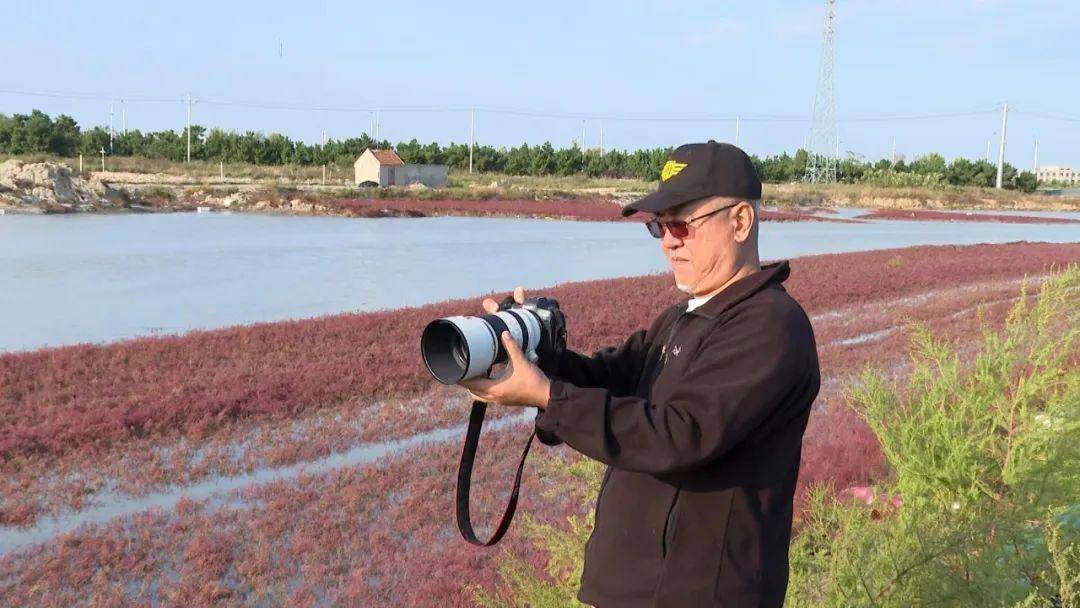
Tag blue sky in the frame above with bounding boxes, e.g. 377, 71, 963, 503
4, 0, 1079, 168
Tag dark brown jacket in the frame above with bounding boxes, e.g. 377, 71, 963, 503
535, 261, 819, 607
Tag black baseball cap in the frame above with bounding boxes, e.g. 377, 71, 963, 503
622, 141, 761, 217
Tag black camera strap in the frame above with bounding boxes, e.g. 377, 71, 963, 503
455, 399, 536, 546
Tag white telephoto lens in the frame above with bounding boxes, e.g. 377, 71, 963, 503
443, 316, 498, 380
495, 309, 542, 355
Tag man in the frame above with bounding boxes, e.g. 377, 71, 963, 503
462, 141, 820, 607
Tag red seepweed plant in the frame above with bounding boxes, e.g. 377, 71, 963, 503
2, 243, 1077, 606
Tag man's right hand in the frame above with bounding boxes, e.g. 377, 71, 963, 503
482, 285, 526, 314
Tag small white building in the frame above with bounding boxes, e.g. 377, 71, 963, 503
354, 149, 449, 188
1035, 165, 1079, 185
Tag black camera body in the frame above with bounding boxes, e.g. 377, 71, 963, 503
516, 296, 567, 369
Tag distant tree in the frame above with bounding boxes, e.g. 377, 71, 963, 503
555, 145, 582, 176
503, 143, 532, 175
530, 142, 556, 176
837, 156, 867, 182
0, 108, 1056, 187
49, 114, 80, 156
910, 153, 947, 176
79, 126, 112, 156
584, 150, 607, 177
1012, 171, 1037, 193
792, 149, 810, 179
395, 139, 423, 164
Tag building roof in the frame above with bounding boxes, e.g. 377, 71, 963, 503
369, 149, 404, 166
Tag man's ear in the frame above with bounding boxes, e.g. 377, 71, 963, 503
732, 201, 755, 242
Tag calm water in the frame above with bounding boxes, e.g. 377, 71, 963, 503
1, 212, 1077, 353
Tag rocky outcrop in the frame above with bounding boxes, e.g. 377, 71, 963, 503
0, 160, 128, 213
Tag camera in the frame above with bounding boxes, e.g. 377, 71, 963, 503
421, 296, 567, 384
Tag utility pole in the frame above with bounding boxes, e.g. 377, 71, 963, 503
1033, 137, 1039, 174
985, 139, 991, 163
469, 107, 475, 173
891, 137, 896, 163
375, 109, 380, 144
185, 94, 193, 164
995, 103, 1008, 189
735, 117, 741, 147
108, 104, 115, 153
121, 100, 126, 134
599, 120, 604, 158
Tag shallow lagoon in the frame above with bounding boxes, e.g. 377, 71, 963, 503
1, 212, 1077, 352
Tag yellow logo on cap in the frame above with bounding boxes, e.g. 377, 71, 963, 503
661, 160, 688, 181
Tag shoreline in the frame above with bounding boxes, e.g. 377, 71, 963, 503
4, 159, 1079, 217
4, 197, 1078, 224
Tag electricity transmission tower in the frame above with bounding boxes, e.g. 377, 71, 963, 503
804, 0, 838, 183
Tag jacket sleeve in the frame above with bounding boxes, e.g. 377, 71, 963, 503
533, 328, 651, 447
537, 328, 649, 397
534, 303, 817, 474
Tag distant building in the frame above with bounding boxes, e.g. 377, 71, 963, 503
1035, 165, 1079, 185
354, 148, 448, 188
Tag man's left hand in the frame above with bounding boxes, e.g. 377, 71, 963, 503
459, 332, 551, 408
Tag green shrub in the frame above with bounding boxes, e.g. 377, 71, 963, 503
788, 266, 1079, 607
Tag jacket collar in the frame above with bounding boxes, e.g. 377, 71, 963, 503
681, 261, 790, 320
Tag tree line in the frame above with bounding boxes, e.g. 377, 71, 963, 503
0, 109, 1036, 190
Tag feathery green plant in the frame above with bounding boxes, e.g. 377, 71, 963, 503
788, 265, 1079, 606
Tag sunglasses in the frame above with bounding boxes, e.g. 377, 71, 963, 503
645, 201, 739, 239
